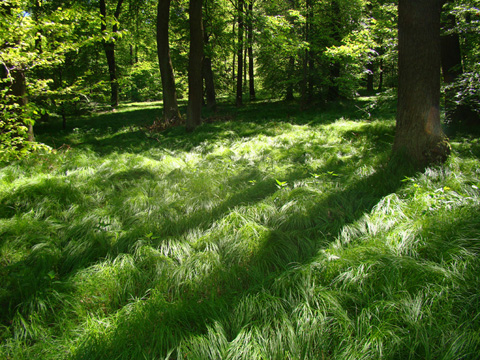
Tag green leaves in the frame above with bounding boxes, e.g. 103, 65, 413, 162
275, 179, 288, 189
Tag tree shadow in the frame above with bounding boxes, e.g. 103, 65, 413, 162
71, 155, 416, 359
33, 99, 372, 157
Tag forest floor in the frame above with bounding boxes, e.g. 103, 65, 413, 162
1, 97, 480, 359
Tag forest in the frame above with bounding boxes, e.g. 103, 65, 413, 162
1, 0, 480, 359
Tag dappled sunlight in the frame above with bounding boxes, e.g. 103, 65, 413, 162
1, 100, 480, 359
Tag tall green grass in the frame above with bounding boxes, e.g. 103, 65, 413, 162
1, 99, 479, 359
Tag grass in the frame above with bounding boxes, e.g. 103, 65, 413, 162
1, 97, 480, 359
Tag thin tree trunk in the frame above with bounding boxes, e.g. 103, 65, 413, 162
286, 56, 295, 101
236, 0, 244, 107
247, 0, 255, 100
440, 12, 465, 123
327, 0, 341, 100
157, 0, 181, 123
186, 0, 204, 131
366, 62, 374, 92
202, 0, 216, 110
100, 0, 123, 108
377, 51, 384, 91
203, 56, 216, 110
202, 30, 216, 111
394, 0, 450, 166
232, 17, 236, 83
11, 67, 34, 141
301, 0, 310, 106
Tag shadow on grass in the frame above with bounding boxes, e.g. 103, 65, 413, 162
0, 109, 400, 332
34, 99, 380, 156
70, 156, 416, 359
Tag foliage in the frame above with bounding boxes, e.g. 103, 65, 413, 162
0, 90, 44, 163
255, 9, 307, 98
325, 0, 398, 96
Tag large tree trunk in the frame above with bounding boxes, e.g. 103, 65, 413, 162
186, 0, 204, 131
157, 0, 181, 123
100, 0, 123, 108
236, 0, 244, 107
394, 0, 450, 166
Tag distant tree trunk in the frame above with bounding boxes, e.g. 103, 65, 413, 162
440, 12, 465, 123
186, 0, 204, 131
203, 23, 216, 111
377, 51, 384, 91
286, 56, 295, 101
394, 0, 450, 166
100, 0, 123, 108
327, 0, 341, 100
236, 0, 244, 107
157, 0, 181, 123
232, 18, 236, 83
301, 0, 311, 105
366, 61, 374, 92
247, 0, 255, 100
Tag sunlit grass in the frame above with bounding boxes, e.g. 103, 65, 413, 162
1, 99, 479, 359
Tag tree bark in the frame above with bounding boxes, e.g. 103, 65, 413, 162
186, 0, 204, 131
236, 0, 244, 107
157, 0, 181, 123
394, 0, 450, 166
100, 0, 124, 108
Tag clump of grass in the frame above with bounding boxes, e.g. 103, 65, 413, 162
1, 99, 480, 359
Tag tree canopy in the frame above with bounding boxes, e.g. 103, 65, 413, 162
1, 0, 479, 164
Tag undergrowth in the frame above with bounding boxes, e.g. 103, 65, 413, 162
1, 99, 479, 359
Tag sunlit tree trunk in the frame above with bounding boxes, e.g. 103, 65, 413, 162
186, 0, 204, 131
157, 0, 181, 123
394, 0, 450, 166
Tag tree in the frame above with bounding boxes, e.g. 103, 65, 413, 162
99, 0, 124, 108
203, 0, 217, 110
236, 0, 245, 106
157, 0, 182, 124
186, 0, 204, 131
393, 0, 450, 166
247, 0, 255, 101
